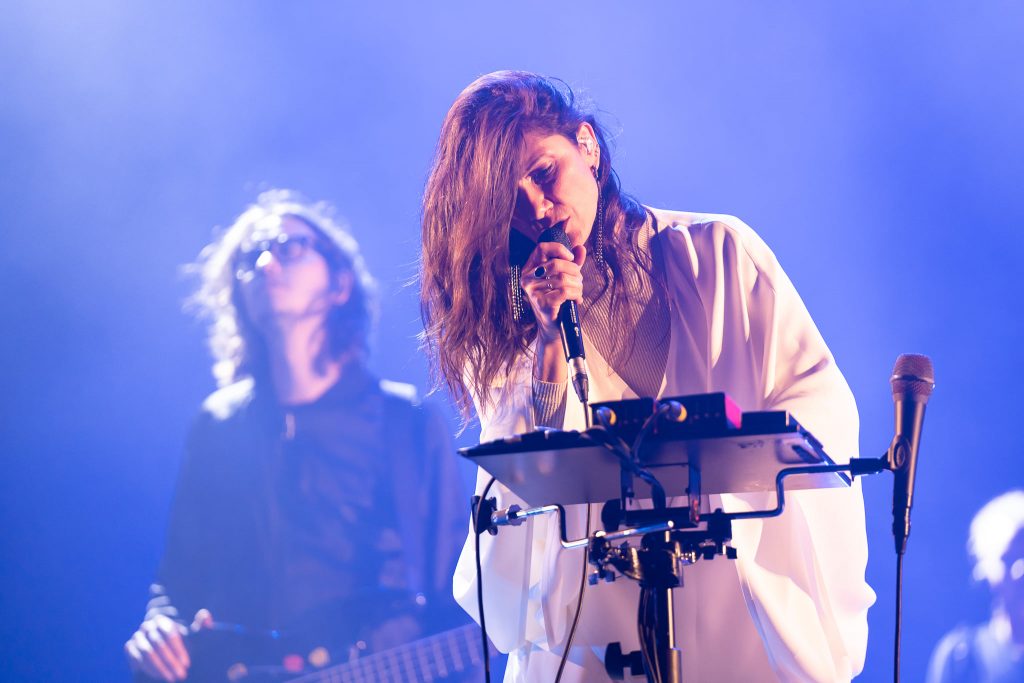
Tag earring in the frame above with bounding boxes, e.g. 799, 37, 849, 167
593, 177, 605, 267
510, 264, 525, 321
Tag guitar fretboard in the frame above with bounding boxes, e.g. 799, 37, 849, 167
287, 623, 482, 683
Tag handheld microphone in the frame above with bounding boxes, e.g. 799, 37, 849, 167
537, 224, 589, 404
888, 353, 935, 555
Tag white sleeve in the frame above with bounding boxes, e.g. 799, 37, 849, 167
451, 348, 547, 654
452, 345, 596, 659
707, 218, 875, 681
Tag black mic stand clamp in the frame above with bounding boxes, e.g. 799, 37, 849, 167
594, 509, 738, 683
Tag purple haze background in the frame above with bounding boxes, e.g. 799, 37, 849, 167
1, 2, 1022, 680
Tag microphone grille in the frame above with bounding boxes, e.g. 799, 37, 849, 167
537, 224, 572, 249
891, 353, 935, 402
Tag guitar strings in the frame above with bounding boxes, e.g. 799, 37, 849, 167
286, 624, 480, 683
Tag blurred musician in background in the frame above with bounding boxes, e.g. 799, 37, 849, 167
418, 71, 875, 681
125, 190, 470, 682
928, 490, 1024, 683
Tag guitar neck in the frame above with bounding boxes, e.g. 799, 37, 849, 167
287, 623, 483, 683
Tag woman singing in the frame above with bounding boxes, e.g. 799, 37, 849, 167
420, 71, 874, 682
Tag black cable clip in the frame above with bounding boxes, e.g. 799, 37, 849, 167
472, 495, 499, 535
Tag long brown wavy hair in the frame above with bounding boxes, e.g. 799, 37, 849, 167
420, 71, 658, 422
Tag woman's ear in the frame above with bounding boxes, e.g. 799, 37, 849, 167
575, 121, 600, 166
331, 270, 354, 306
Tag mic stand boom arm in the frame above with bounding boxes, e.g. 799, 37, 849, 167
479, 499, 675, 550
727, 456, 889, 521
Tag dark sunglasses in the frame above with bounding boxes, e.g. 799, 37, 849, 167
234, 233, 324, 280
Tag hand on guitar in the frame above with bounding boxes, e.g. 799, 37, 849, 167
125, 609, 211, 681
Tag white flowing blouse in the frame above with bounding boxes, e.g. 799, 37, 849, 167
453, 209, 876, 682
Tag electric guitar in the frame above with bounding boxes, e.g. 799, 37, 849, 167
283, 623, 483, 682
178, 616, 486, 683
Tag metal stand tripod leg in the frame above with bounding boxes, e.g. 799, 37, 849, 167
653, 585, 683, 683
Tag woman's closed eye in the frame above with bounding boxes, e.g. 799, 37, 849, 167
530, 164, 555, 185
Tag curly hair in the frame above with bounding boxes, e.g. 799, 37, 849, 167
419, 71, 658, 422
969, 489, 1024, 587
187, 189, 377, 387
